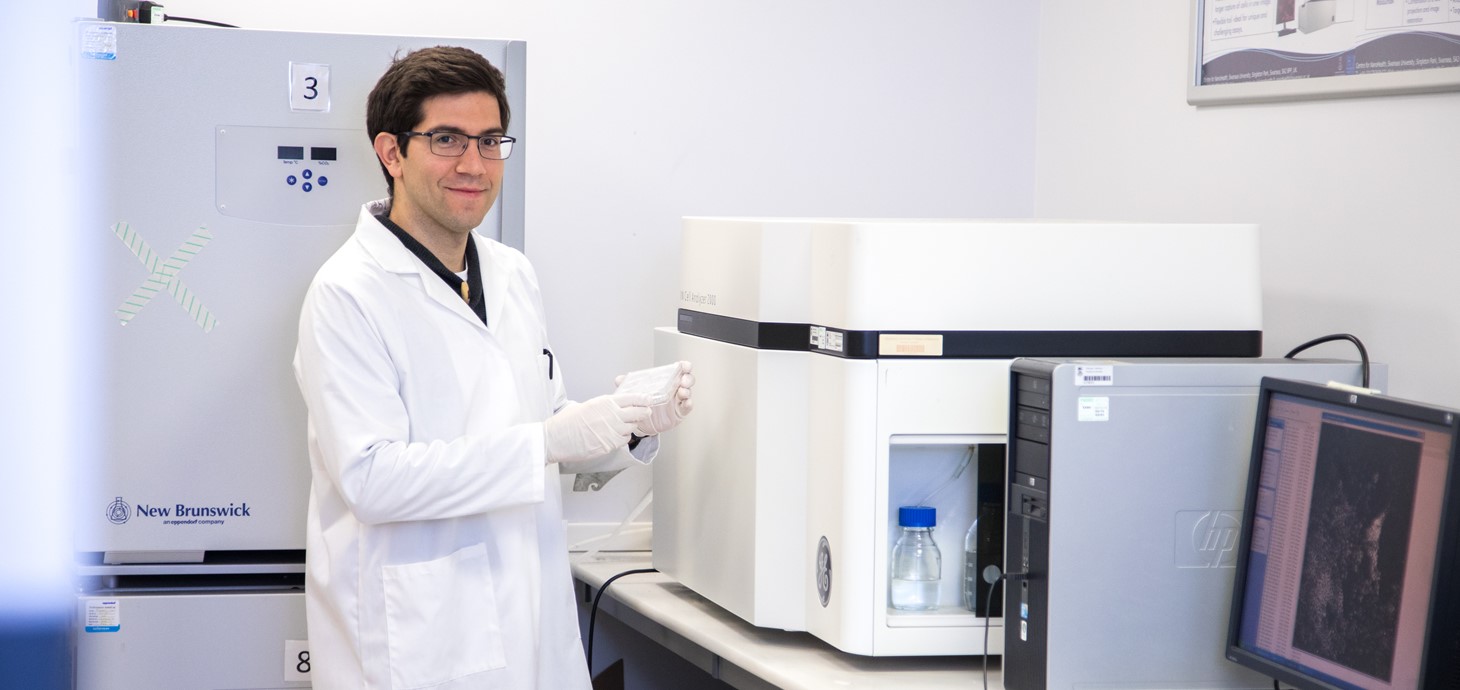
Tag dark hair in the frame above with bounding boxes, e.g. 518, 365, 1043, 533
366, 46, 511, 194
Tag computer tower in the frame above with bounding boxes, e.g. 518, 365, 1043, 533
1003, 358, 1385, 689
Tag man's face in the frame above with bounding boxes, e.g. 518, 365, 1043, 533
375, 91, 505, 241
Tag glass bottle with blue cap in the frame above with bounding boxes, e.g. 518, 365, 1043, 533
889, 505, 941, 611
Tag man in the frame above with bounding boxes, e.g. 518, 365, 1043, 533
293, 46, 693, 689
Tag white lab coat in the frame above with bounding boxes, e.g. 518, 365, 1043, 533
294, 200, 650, 690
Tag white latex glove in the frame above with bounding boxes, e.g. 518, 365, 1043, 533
542, 394, 651, 465
614, 361, 695, 436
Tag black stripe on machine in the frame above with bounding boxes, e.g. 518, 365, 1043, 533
676, 309, 807, 351
678, 309, 1261, 359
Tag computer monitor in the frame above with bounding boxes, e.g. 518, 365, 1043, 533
1276, 0, 1297, 23
1226, 378, 1460, 689
1276, 0, 1297, 36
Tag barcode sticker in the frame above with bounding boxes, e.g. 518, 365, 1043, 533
811, 326, 846, 353
1074, 364, 1114, 386
827, 330, 844, 353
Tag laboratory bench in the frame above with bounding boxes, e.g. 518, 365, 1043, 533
571, 553, 1004, 690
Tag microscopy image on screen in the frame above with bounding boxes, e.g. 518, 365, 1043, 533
1292, 422, 1421, 682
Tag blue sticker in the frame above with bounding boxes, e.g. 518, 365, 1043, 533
82, 25, 118, 61
85, 600, 121, 633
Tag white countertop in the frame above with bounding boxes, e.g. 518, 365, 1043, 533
572, 553, 1004, 690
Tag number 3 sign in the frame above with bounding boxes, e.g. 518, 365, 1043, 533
289, 62, 330, 112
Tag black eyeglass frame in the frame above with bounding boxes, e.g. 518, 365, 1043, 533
399, 131, 516, 160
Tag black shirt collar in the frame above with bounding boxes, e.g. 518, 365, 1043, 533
376, 214, 487, 327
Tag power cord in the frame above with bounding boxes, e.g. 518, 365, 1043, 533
981, 565, 1026, 690
586, 567, 657, 670
160, 14, 238, 27
1283, 333, 1369, 388
133, 2, 240, 27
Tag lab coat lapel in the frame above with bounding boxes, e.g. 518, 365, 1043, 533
477, 237, 510, 334
354, 209, 489, 333
418, 266, 490, 333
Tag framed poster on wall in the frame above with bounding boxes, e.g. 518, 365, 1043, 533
1188, 0, 1460, 105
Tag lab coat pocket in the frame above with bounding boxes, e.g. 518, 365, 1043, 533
382, 543, 506, 689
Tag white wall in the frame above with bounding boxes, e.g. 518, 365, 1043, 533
1032, 1, 1460, 406
151, 0, 1042, 524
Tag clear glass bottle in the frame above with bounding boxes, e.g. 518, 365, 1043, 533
889, 505, 941, 611
962, 516, 979, 612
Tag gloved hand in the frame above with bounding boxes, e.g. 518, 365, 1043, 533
542, 394, 651, 465
614, 361, 695, 437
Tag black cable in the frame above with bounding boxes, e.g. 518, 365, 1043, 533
162, 15, 239, 28
983, 573, 1001, 690
586, 567, 657, 671
1283, 333, 1370, 388
981, 565, 1024, 690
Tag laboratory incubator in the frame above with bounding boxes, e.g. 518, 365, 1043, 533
73, 21, 525, 688
652, 217, 1265, 656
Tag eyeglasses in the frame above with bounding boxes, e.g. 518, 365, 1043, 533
400, 131, 516, 160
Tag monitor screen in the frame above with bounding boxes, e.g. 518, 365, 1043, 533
1226, 378, 1460, 689
1276, 0, 1296, 24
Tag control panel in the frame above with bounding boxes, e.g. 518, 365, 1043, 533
216, 125, 380, 226
276, 145, 334, 193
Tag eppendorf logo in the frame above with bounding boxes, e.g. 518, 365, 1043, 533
105, 496, 253, 526
106, 497, 131, 524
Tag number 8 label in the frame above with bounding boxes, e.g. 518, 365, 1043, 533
284, 639, 311, 682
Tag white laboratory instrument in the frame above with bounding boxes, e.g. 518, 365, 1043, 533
652, 217, 1265, 656
73, 21, 524, 689
1299, 0, 1337, 33
1003, 358, 1385, 689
